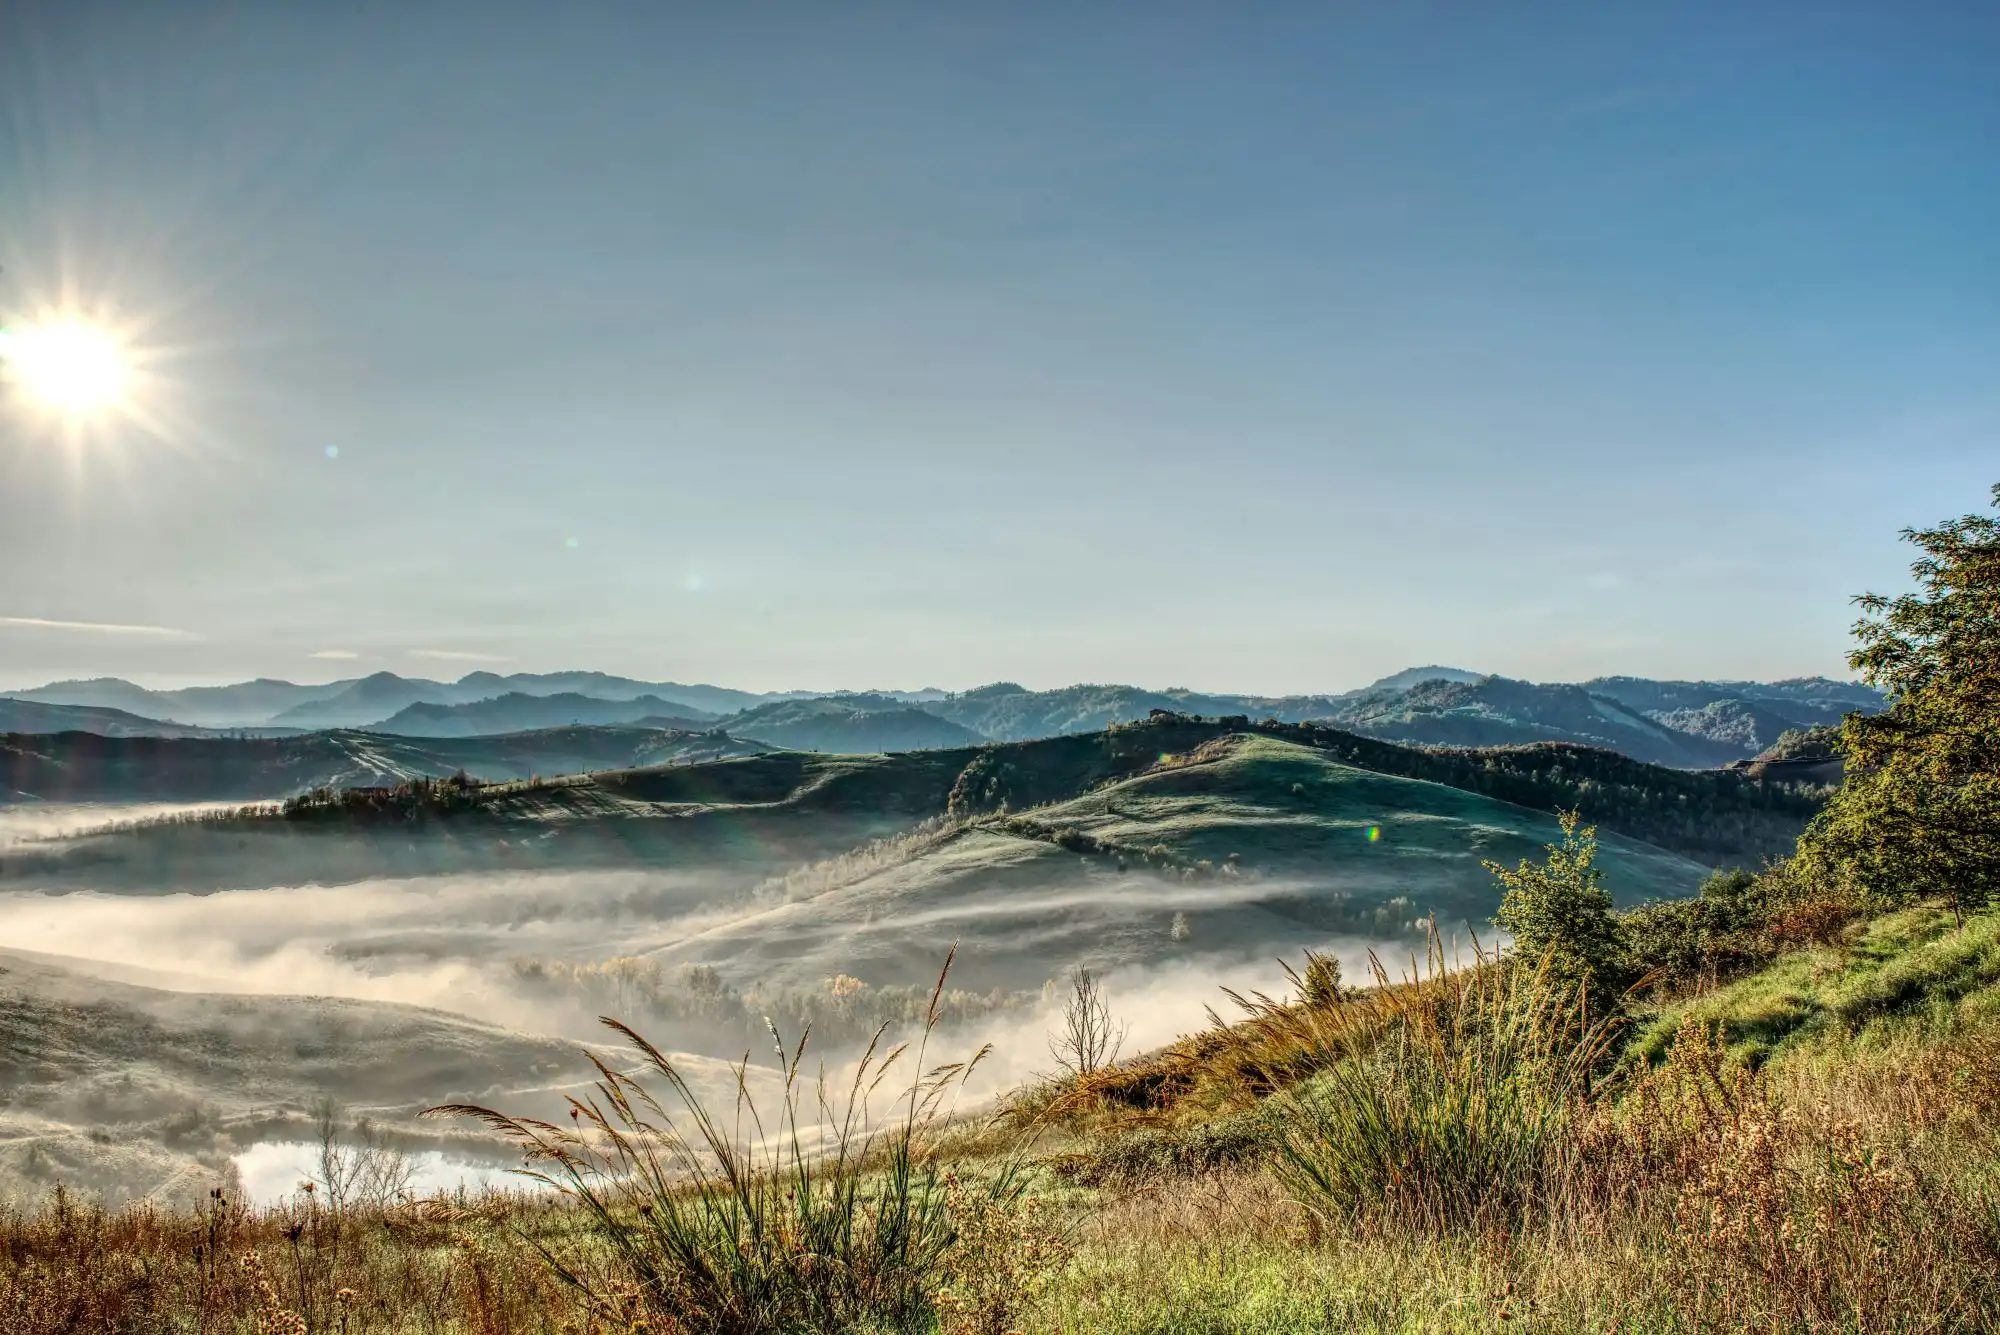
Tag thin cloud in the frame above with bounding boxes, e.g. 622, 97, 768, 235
0, 616, 198, 639
410, 649, 509, 663
309, 649, 360, 660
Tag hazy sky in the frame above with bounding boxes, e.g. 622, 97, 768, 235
1, 2, 1994, 693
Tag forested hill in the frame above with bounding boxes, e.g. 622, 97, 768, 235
266, 714, 1828, 867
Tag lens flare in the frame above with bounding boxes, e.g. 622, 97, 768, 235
0, 319, 130, 417
1365, 825, 1381, 843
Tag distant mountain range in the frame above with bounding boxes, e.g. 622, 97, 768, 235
1, 666, 1882, 772
367, 692, 713, 737
4, 671, 804, 730
721, 695, 986, 753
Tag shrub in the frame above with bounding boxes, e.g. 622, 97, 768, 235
1489, 811, 1629, 1010
1048, 966, 1127, 1079
1270, 939, 1613, 1235
434, 954, 1004, 1334
1622, 867, 1779, 990
1299, 952, 1342, 1008
933, 1172, 1071, 1335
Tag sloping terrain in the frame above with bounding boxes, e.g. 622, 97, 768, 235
3, 677, 353, 729
1647, 698, 1807, 756
368, 692, 714, 735
1583, 675, 1880, 756
268, 672, 489, 729
910, 672, 1879, 764
0, 726, 766, 805
1330, 676, 1739, 768
0, 717, 1826, 1212
0, 946, 597, 1207
6, 672, 789, 729
723, 695, 987, 752
916, 683, 1350, 739
7, 671, 1880, 773
0, 699, 217, 739
0, 716, 1828, 893
641, 733, 1710, 994
1361, 665, 1485, 691
1583, 675, 1881, 721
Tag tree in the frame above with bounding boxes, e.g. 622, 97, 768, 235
1796, 484, 2000, 921
1048, 965, 1127, 1078
1300, 951, 1343, 1008
1487, 811, 1627, 1008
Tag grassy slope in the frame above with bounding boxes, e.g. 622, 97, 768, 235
1629, 902, 2000, 1066
1009, 899, 2000, 1334
1, 717, 1792, 897
0, 700, 217, 740
1007, 733, 1704, 906
644, 735, 1707, 992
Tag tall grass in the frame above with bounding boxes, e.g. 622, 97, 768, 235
1266, 934, 1614, 1234
434, 948, 1006, 1334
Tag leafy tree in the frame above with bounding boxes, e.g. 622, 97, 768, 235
1621, 867, 1775, 989
1796, 484, 2000, 921
1300, 950, 1343, 1008
1488, 811, 1627, 1008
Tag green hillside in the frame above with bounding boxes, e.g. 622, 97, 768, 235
642, 733, 1710, 992
0, 715, 1825, 902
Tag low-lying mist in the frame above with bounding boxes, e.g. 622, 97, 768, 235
0, 802, 250, 850
0, 801, 1454, 1210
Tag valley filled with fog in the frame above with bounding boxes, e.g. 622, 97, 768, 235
0, 792, 1426, 1206
0, 704, 1812, 1210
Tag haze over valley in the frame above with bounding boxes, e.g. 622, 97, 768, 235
1, 662, 1844, 1205
3, 5, 1993, 1325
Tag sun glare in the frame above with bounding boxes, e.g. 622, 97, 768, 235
0, 319, 131, 418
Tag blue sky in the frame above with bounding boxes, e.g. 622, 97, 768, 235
1, 2, 1994, 692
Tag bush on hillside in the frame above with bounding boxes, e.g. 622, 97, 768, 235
435, 956, 1016, 1335
1761, 724, 1842, 762
1622, 867, 1786, 990
1488, 812, 1629, 1010
1272, 941, 1614, 1235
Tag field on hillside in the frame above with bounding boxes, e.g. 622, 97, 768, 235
0, 718, 1772, 1210
9, 887, 1999, 1333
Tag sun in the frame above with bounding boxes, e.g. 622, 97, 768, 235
0, 318, 132, 419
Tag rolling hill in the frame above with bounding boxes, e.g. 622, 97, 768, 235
4, 677, 356, 729
1327, 676, 1739, 769
367, 692, 715, 736
4, 670, 1881, 770
721, 695, 987, 752
1, 716, 1827, 899
914, 682, 1352, 740
0, 715, 1830, 1206
1581, 676, 1880, 756
639, 732, 1712, 993
0, 699, 219, 739
0, 945, 599, 1208
0, 726, 768, 805
7, 672, 796, 731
